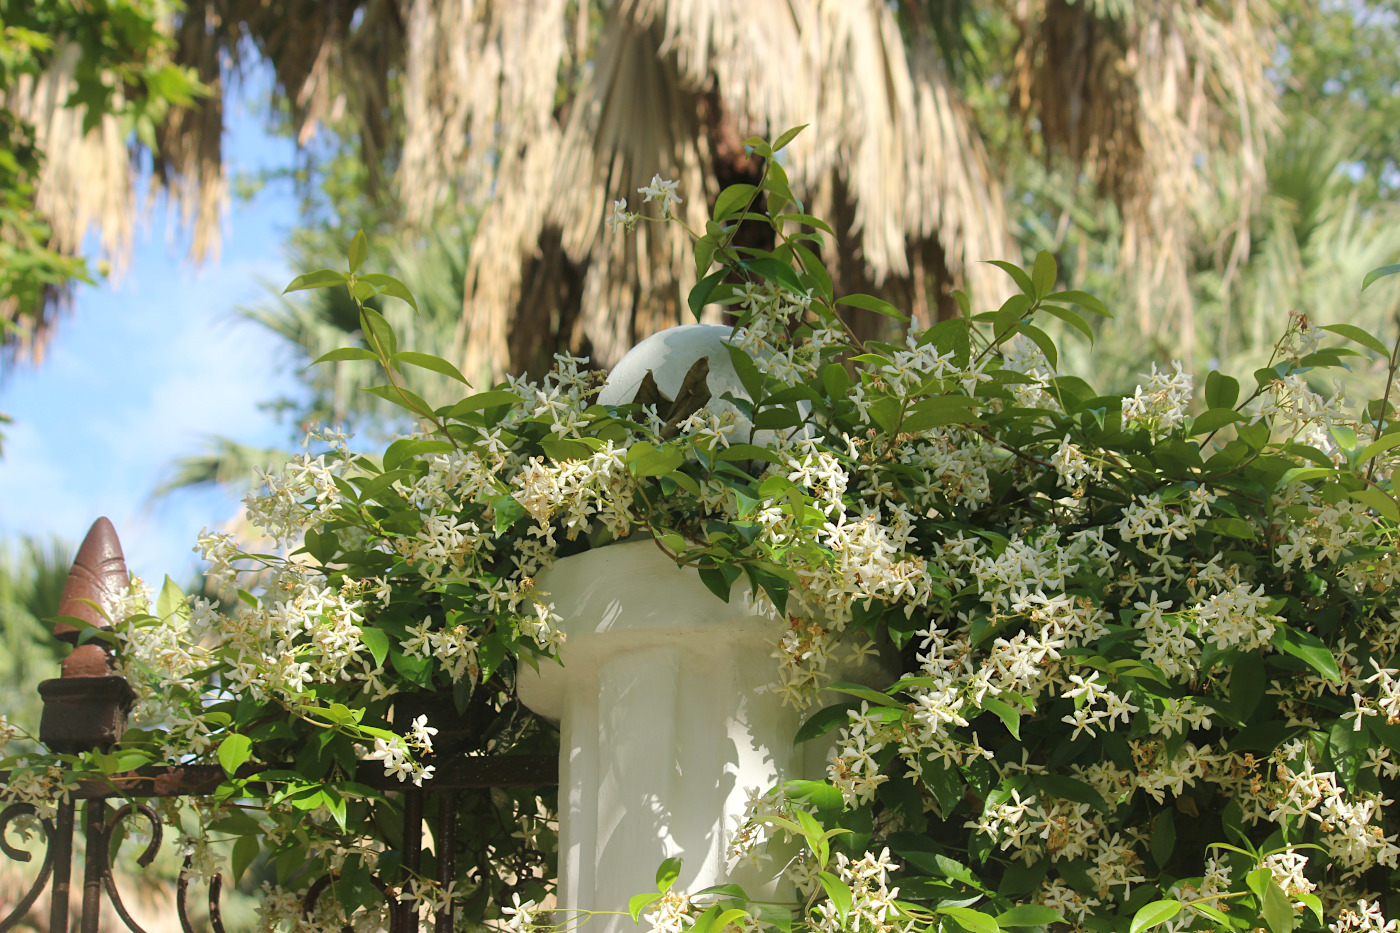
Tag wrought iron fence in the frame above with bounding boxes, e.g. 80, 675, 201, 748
0, 519, 557, 933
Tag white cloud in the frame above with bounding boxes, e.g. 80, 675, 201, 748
0, 233, 301, 585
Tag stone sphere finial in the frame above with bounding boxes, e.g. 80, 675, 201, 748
599, 324, 807, 447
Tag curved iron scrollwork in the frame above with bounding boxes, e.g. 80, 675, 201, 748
0, 803, 56, 932
303, 871, 398, 933
95, 802, 166, 933
178, 858, 226, 933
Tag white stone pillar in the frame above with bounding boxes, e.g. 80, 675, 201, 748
517, 539, 801, 927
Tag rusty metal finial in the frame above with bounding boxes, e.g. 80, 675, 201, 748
53, 516, 128, 677
39, 517, 136, 754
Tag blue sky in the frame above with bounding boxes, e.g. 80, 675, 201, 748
0, 93, 305, 586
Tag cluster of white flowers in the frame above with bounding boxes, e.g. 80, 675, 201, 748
609, 174, 685, 231
1258, 372, 1349, 462
1122, 362, 1193, 435
1332, 899, 1400, 933
813, 849, 912, 933
244, 427, 353, 543
643, 890, 695, 933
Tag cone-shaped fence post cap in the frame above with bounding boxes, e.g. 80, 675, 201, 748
52, 516, 129, 644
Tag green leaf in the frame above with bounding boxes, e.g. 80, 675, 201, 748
446, 389, 521, 416
1031, 250, 1057, 298
689, 905, 723, 933
740, 257, 804, 293
992, 293, 1034, 338
694, 234, 719, 276
1320, 323, 1389, 356
383, 438, 454, 471
979, 697, 1021, 739
689, 269, 728, 321
1040, 304, 1094, 343
1192, 408, 1247, 435
361, 384, 433, 418
348, 230, 368, 273
792, 242, 833, 301
776, 213, 835, 235
311, 347, 380, 365
360, 628, 390, 667
825, 681, 904, 709
1204, 516, 1257, 540
492, 495, 526, 534
1018, 322, 1058, 369
939, 907, 999, 933
1043, 289, 1110, 316
629, 893, 661, 922
359, 306, 398, 357
901, 396, 983, 432
986, 260, 1035, 296
1129, 900, 1181, 933
1261, 879, 1295, 933
284, 269, 348, 293
771, 124, 807, 152
218, 733, 253, 777
794, 701, 862, 744
1358, 431, 1400, 463
725, 344, 765, 399
357, 273, 419, 312
714, 184, 759, 221
1272, 626, 1342, 683
628, 441, 684, 478
392, 351, 470, 385
1205, 370, 1241, 410
994, 905, 1061, 927
698, 564, 738, 603
655, 856, 683, 892
714, 444, 782, 464
782, 779, 844, 810
837, 294, 909, 322
1150, 811, 1176, 867
817, 872, 854, 923
1229, 651, 1267, 719
156, 576, 189, 623
231, 833, 260, 882
1362, 263, 1400, 291
542, 439, 593, 461
1350, 487, 1400, 521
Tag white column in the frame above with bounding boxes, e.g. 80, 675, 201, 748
518, 540, 809, 931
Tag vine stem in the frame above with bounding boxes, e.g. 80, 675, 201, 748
351, 283, 462, 452
1368, 333, 1400, 483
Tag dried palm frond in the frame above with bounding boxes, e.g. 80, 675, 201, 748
1011, 0, 1280, 364
458, 0, 1015, 383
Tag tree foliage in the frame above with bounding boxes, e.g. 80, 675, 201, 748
0, 0, 203, 362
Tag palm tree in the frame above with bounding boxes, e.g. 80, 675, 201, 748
12, 0, 1281, 382
0, 536, 72, 739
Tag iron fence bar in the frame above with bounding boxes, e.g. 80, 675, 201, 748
48, 798, 75, 933
395, 787, 425, 933
0, 755, 557, 800
434, 791, 458, 933
80, 800, 106, 933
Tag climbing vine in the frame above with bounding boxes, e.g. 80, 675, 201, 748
4, 128, 1400, 933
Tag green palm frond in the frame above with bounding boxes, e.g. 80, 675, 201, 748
0, 536, 72, 731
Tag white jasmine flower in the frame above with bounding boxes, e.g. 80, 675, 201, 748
638, 174, 683, 218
